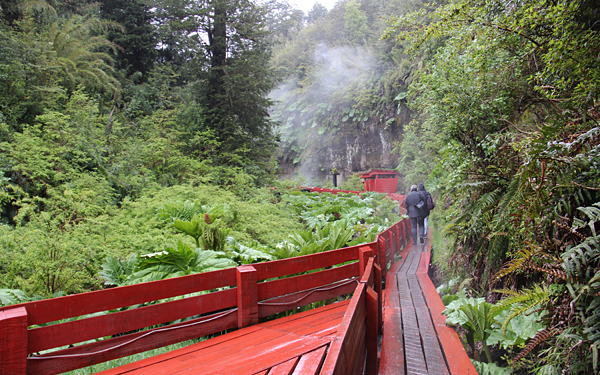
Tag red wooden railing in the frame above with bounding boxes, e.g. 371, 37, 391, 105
3, 190, 471, 375
0, 212, 407, 375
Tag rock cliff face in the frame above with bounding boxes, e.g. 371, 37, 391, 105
277, 117, 406, 184
269, 43, 413, 184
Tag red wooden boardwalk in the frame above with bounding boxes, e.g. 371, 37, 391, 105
0, 188, 477, 374
380, 234, 477, 375
97, 301, 349, 375
98, 235, 475, 375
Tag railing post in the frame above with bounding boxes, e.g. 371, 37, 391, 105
0, 307, 27, 375
394, 226, 401, 254
365, 286, 379, 375
400, 221, 406, 247
374, 262, 383, 334
236, 265, 258, 328
359, 246, 374, 279
378, 235, 386, 279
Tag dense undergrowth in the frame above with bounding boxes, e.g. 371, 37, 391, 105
0, 184, 400, 301
389, 0, 600, 373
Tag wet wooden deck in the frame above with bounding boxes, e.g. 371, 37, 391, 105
380, 240, 449, 375
97, 301, 349, 375
380, 234, 476, 375
93, 237, 475, 375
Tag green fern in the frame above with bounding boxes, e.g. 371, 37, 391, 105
0, 289, 29, 307
99, 254, 138, 287
490, 284, 549, 335
157, 200, 206, 222
492, 246, 538, 281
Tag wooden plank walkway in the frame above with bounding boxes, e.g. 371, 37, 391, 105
92, 236, 476, 375
380, 232, 477, 375
96, 300, 350, 375
395, 243, 449, 375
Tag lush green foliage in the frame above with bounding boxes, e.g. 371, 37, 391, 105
388, 0, 600, 372
0, 182, 400, 298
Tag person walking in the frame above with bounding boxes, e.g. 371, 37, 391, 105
418, 183, 434, 244
404, 184, 425, 245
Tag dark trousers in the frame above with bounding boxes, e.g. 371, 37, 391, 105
410, 216, 425, 244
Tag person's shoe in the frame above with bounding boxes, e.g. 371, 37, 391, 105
420, 237, 425, 245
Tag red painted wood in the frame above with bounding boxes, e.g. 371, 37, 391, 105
380, 268, 404, 375
29, 311, 238, 375
292, 345, 327, 375
359, 257, 374, 286
377, 235, 386, 278
237, 265, 258, 328
258, 281, 356, 318
365, 286, 378, 375
269, 357, 299, 375
96, 325, 266, 375
290, 318, 343, 339
153, 334, 330, 375
394, 226, 400, 254
1, 268, 237, 326
28, 288, 236, 353
252, 246, 362, 282
174, 329, 287, 364
321, 284, 367, 375
374, 262, 383, 334
215, 342, 329, 375
417, 271, 477, 374
257, 263, 358, 302
119, 330, 291, 374
379, 301, 404, 373
259, 300, 348, 331
307, 187, 362, 196
418, 249, 431, 274
0, 307, 27, 375
348, 323, 367, 375
359, 247, 374, 278
385, 237, 391, 272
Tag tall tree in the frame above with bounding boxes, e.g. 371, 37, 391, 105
200, 0, 278, 166
306, 2, 327, 24
100, 0, 157, 78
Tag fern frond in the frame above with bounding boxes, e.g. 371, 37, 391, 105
489, 284, 550, 330
492, 246, 537, 281
562, 236, 600, 282
514, 327, 559, 361
492, 177, 521, 230
529, 263, 567, 281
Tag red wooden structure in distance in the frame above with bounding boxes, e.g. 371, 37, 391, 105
359, 169, 399, 194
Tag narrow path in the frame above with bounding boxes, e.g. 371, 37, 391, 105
395, 244, 450, 375
379, 230, 474, 375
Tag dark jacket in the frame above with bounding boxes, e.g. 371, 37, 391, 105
404, 190, 425, 218
418, 184, 432, 217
